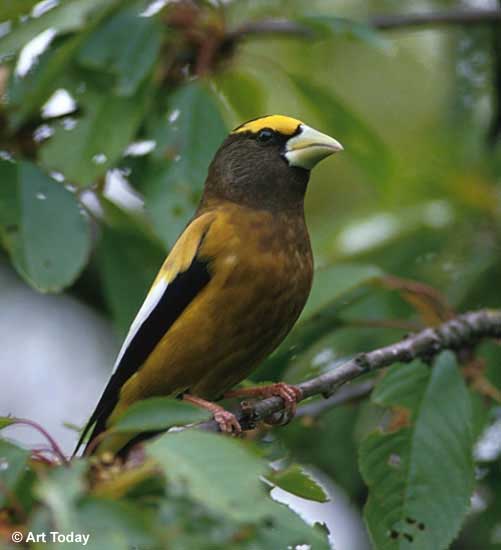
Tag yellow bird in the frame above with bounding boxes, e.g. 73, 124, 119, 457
75, 115, 343, 456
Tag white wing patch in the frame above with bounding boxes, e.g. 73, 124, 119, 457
111, 277, 168, 374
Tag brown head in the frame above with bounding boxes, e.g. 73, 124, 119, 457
202, 115, 343, 212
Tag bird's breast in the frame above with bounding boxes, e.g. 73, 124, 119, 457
200, 205, 313, 352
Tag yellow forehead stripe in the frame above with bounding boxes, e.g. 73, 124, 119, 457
232, 115, 303, 136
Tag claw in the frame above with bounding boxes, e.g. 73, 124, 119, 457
182, 393, 242, 436
214, 410, 242, 435
225, 383, 303, 426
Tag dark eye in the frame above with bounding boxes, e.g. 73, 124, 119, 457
257, 128, 274, 143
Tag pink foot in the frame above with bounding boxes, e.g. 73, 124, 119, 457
214, 410, 242, 435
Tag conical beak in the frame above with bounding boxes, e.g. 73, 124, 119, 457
285, 124, 343, 170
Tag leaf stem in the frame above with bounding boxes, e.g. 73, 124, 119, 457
7, 418, 67, 464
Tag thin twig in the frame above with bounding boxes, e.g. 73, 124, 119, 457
6, 418, 67, 463
296, 380, 375, 418
227, 9, 501, 43
370, 9, 501, 30
226, 19, 312, 42
194, 309, 501, 433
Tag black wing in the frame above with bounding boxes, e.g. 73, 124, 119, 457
74, 257, 210, 456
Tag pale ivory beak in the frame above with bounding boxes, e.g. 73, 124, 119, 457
285, 124, 343, 170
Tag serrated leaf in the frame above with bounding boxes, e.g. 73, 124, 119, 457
77, 3, 162, 96
148, 430, 269, 522
40, 79, 151, 186
0, 0, 116, 59
113, 397, 211, 433
289, 74, 393, 183
145, 81, 227, 246
268, 464, 328, 502
0, 160, 91, 292
0, 439, 30, 508
360, 352, 474, 550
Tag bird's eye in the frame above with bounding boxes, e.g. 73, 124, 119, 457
257, 128, 274, 143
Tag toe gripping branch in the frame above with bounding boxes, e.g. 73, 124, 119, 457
183, 382, 303, 434
225, 382, 303, 426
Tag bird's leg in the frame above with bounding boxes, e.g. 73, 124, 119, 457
182, 394, 242, 435
224, 383, 303, 423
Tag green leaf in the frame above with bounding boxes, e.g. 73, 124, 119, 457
0, 417, 16, 430
7, 33, 84, 129
0, 159, 18, 229
279, 404, 365, 498
34, 461, 86, 533
40, 79, 151, 186
156, 491, 330, 549
289, 74, 393, 183
78, 497, 160, 550
97, 202, 165, 335
298, 15, 389, 50
302, 263, 383, 320
148, 430, 269, 522
77, 3, 162, 96
0, 0, 116, 59
113, 397, 211, 433
268, 464, 328, 502
254, 501, 331, 550
359, 352, 475, 550
145, 81, 227, 246
0, 0, 39, 21
0, 439, 30, 508
142, 161, 198, 249
212, 70, 266, 122
0, 160, 91, 292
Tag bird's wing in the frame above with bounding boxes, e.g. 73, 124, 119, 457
74, 212, 216, 456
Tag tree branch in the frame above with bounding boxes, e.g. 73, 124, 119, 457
295, 380, 375, 418
227, 9, 501, 43
370, 9, 501, 30
195, 309, 501, 433
226, 19, 312, 41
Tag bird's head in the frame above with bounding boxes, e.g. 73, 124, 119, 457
203, 115, 343, 211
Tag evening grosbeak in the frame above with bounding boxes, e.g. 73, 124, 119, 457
75, 115, 343, 456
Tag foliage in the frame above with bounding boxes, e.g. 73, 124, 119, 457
1, 1, 501, 549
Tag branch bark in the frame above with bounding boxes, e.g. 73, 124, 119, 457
195, 309, 501, 433
370, 9, 501, 30
228, 9, 501, 42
